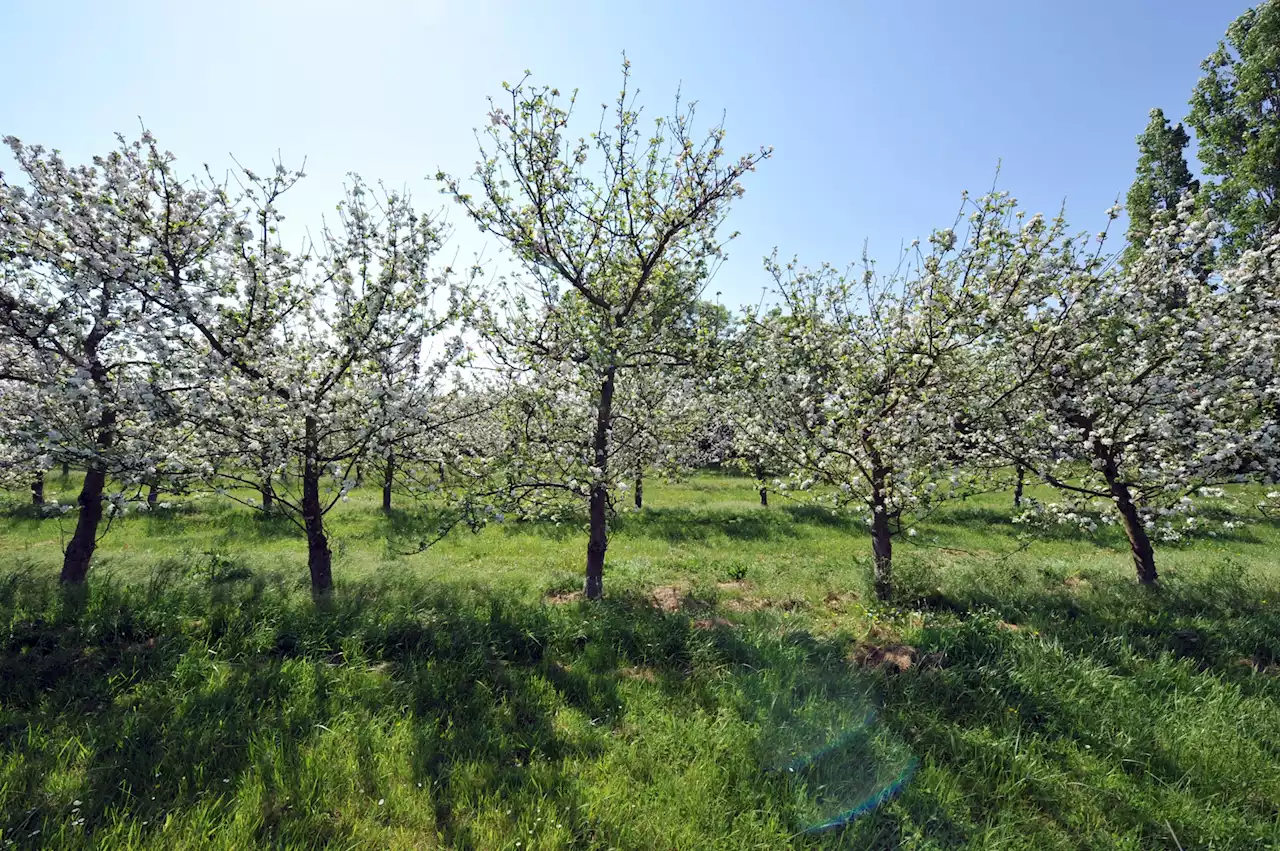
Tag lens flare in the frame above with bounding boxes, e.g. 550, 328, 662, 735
740, 664, 917, 833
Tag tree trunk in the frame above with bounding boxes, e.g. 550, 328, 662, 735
1101, 467, 1157, 585
753, 461, 768, 507
1013, 465, 1025, 508
382, 452, 394, 514
303, 417, 333, 597
62, 336, 116, 585
147, 479, 160, 507
1091, 434, 1157, 584
585, 366, 616, 601
634, 467, 643, 510
261, 476, 275, 512
60, 461, 70, 478
870, 461, 893, 602
31, 473, 44, 507
760, 486, 768, 507
61, 467, 106, 584
1113, 490, 1157, 585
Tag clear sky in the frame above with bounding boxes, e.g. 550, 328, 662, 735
0, 0, 1255, 306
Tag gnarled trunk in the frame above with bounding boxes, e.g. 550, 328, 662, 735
31, 473, 44, 507
61, 394, 115, 584
302, 417, 333, 596
634, 467, 643, 510
1013, 465, 1025, 508
759, 486, 768, 507
585, 366, 616, 601
261, 476, 275, 512
1101, 464, 1156, 584
1087, 427, 1157, 585
61, 467, 106, 584
147, 479, 160, 507
870, 462, 893, 602
382, 452, 394, 514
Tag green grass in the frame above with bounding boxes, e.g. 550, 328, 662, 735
2, 474, 1280, 849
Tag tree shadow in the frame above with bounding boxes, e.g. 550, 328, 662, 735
613, 507, 799, 543
8, 555, 1275, 847
0, 571, 930, 848
871, 590, 1280, 847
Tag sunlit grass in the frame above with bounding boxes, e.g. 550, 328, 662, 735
2, 474, 1280, 848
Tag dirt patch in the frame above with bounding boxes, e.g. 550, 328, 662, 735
619, 665, 658, 682
1238, 657, 1280, 676
866, 622, 902, 643
716, 580, 752, 591
545, 590, 584, 605
1064, 575, 1091, 592
824, 591, 859, 612
851, 643, 918, 672
692, 617, 734, 631
997, 621, 1022, 633
652, 586, 684, 613
722, 597, 765, 613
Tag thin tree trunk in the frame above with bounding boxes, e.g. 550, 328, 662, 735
31, 473, 44, 507
1013, 465, 1025, 508
61, 467, 106, 584
60, 379, 115, 585
303, 417, 333, 597
261, 476, 275, 512
585, 366, 616, 601
1099, 456, 1157, 584
634, 467, 643, 510
870, 458, 893, 602
1083, 421, 1157, 585
60, 461, 70, 478
147, 479, 159, 507
754, 461, 768, 507
382, 452, 394, 514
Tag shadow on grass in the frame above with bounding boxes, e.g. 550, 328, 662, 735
838, 554, 1280, 848
490, 503, 869, 546
5, 553, 1280, 848
894, 551, 1280, 678
0, 570, 922, 849
613, 507, 800, 543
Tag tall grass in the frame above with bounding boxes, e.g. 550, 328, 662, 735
2, 475, 1279, 848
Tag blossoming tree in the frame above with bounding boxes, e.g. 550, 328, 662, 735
724, 191, 1086, 600
167, 170, 461, 595
976, 197, 1280, 583
0, 134, 204, 582
439, 60, 769, 599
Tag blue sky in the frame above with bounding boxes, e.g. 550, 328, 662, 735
0, 0, 1254, 306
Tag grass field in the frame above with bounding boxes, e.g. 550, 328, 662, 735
2, 473, 1280, 849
